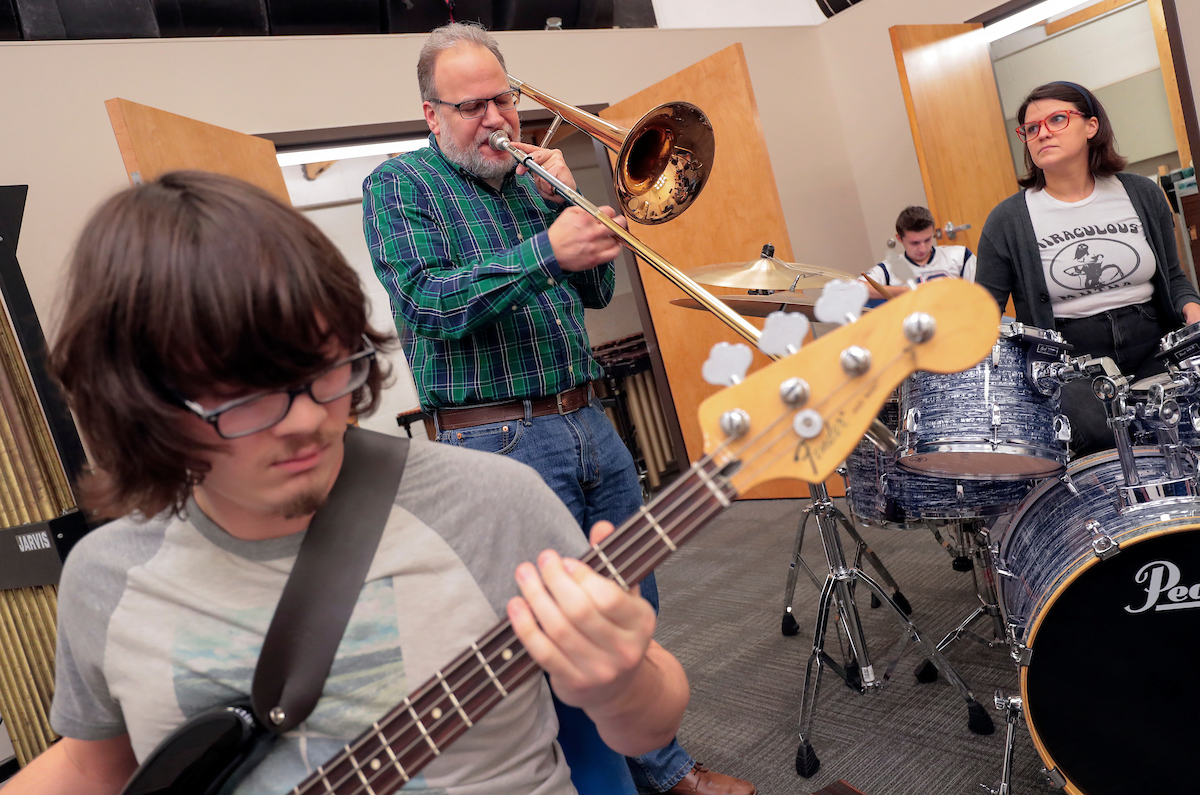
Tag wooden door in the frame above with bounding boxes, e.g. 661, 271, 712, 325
890, 25, 1018, 256
105, 98, 289, 203
601, 44, 826, 499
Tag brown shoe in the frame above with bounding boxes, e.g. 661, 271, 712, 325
665, 763, 756, 795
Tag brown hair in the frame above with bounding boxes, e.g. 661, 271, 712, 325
1016, 82, 1127, 190
895, 206, 935, 237
51, 171, 394, 519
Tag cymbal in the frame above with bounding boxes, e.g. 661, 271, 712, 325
689, 256, 849, 291
670, 292, 818, 319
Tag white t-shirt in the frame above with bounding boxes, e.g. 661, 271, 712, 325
1025, 176, 1157, 319
863, 245, 975, 287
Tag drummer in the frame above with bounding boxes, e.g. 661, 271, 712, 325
975, 81, 1200, 457
861, 206, 976, 300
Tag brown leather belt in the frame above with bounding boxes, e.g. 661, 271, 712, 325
434, 384, 592, 431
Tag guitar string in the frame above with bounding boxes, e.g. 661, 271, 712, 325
296, 354, 914, 795
298, 493, 733, 795
290, 440, 751, 795
321, 497, 735, 795
297, 459, 739, 795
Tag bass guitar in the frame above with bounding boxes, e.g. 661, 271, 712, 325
122, 279, 1001, 795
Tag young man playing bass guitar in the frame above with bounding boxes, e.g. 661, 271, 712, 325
5, 170, 688, 794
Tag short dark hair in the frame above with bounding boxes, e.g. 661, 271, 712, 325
895, 206, 935, 237
51, 171, 394, 519
1016, 81, 1127, 190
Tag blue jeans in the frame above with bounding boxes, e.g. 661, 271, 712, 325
437, 398, 694, 793
1054, 301, 1167, 457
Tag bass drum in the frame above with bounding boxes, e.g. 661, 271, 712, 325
995, 448, 1200, 794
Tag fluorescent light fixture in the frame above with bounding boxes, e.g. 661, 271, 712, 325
276, 137, 428, 167
982, 0, 1091, 43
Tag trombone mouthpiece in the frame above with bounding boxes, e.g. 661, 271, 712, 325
488, 131, 511, 151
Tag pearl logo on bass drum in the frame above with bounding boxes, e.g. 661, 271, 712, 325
1125, 560, 1200, 613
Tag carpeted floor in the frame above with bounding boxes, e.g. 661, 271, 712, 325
653, 497, 1059, 795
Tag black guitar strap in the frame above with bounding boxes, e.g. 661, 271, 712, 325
251, 426, 410, 734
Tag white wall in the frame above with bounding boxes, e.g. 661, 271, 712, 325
0, 25, 872, 335
650, 0, 824, 29
815, 0, 1021, 265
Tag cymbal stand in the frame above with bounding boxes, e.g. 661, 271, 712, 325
781, 482, 912, 636
935, 520, 1008, 653
792, 482, 994, 778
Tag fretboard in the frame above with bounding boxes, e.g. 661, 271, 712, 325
289, 456, 739, 795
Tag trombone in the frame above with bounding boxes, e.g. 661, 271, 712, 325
493, 77, 763, 346
495, 78, 898, 451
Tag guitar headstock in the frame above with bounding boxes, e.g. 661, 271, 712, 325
697, 279, 1000, 491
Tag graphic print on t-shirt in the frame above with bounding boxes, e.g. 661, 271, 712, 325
1045, 234, 1141, 293
171, 578, 411, 795
1026, 177, 1157, 318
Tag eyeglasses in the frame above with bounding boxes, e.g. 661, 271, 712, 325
429, 89, 521, 120
1015, 109, 1087, 143
175, 336, 377, 439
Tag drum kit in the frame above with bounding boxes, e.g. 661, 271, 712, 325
677, 251, 1200, 794
489, 77, 1199, 790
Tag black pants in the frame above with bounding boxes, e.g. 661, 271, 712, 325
1054, 302, 1166, 458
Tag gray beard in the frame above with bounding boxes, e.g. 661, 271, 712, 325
437, 116, 519, 182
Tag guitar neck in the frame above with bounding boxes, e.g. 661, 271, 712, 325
290, 457, 739, 795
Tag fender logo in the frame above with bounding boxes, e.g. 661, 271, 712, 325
1125, 560, 1200, 613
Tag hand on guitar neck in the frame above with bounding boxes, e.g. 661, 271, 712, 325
507, 520, 690, 758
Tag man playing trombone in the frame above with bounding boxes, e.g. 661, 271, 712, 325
363, 21, 755, 795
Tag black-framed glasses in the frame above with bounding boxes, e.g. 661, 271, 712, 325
429, 89, 521, 120
1015, 109, 1087, 143
175, 336, 377, 439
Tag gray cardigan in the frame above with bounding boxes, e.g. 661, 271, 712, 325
975, 172, 1200, 329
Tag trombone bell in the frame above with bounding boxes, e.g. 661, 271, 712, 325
509, 76, 714, 225
618, 103, 714, 225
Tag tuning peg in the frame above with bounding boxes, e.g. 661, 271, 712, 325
815, 279, 869, 325
758, 311, 809, 357
702, 342, 753, 386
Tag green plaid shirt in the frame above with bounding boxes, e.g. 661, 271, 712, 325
364, 136, 614, 411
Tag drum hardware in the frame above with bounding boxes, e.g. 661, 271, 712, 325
934, 522, 1009, 653
781, 483, 912, 637
1085, 519, 1120, 560
1156, 319, 1200, 372
981, 691, 1023, 795
789, 484, 993, 779
1087, 371, 1200, 507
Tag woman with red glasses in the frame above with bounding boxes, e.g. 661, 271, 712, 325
976, 80, 1200, 456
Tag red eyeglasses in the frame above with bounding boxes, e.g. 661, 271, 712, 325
1015, 110, 1087, 143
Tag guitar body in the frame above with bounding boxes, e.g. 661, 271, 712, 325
121, 702, 272, 795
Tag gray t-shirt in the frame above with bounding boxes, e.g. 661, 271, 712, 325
50, 440, 588, 795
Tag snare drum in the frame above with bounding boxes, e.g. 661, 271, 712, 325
995, 448, 1200, 794
898, 324, 1068, 480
